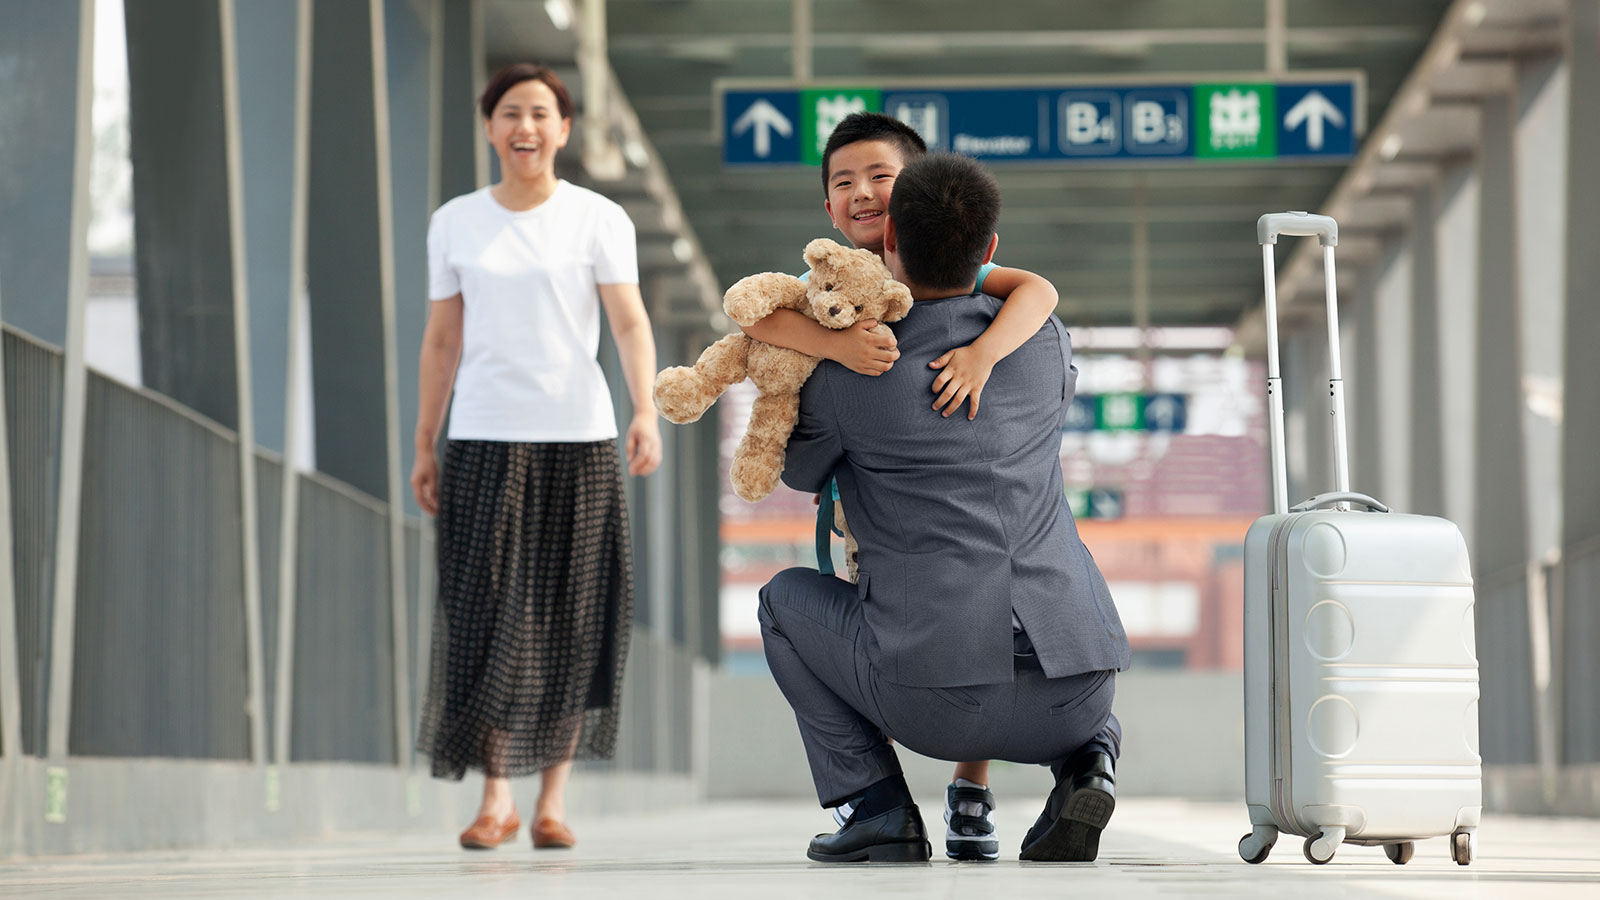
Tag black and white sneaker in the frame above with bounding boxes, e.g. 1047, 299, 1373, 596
943, 781, 999, 861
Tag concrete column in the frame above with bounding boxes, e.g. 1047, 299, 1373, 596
121, 0, 268, 765
1512, 47, 1570, 788
0, 1, 86, 344
1372, 237, 1414, 513
1349, 277, 1383, 497
1474, 91, 1537, 766
123, 0, 240, 428
0, 0, 87, 767
40, 0, 95, 763
437, 0, 485, 202
1515, 56, 1569, 570
384, 0, 434, 520
1559, 0, 1600, 767
1434, 157, 1482, 544
1408, 181, 1445, 518
271, 0, 314, 770
306, 0, 397, 499
234, 0, 302, 453
305, 0, 410, 766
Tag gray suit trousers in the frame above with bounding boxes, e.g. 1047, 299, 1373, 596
758, 568, 1122, 807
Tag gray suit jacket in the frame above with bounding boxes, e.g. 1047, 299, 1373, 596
782, 292, 1131, 687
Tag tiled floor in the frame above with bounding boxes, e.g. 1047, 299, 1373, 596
4, 798, 1597, 898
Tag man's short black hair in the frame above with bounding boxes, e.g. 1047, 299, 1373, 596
820, 112, 927, 193
887, 153, 1001, 292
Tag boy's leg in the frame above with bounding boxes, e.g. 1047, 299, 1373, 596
946, 760, 999, 861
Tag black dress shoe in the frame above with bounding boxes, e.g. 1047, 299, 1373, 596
807, 804, 932, 863
1019, 750, 1116, 862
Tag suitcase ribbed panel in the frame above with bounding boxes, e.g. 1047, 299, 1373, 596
1245, 510, 1482, 842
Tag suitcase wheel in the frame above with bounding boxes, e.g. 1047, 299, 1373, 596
1383, 842, 1415, 865
1238, 829, 1276, 865
1302, 830, 1342, 865
1449, 830, 1474, 866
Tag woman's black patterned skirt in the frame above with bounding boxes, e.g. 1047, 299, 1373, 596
417, 439, 632, 780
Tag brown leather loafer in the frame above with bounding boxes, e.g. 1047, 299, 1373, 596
459, 813, 521, 849
532, 817, 576, 849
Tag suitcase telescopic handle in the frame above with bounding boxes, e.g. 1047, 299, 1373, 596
1257, 211, 1339, 247
1257, 211, 1351, 515
1291, 492, 1390, 514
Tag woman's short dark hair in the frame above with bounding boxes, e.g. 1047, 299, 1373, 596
479, 63, 574, 120
820, 112, 927, 193
887, 153, 1001, 292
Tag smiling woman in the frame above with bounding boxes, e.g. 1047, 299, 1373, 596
411, 63, 662, 854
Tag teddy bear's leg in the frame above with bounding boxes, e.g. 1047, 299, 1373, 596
653, 333, 750, 424
728, 390, 801, 502
834, 501, 860, 583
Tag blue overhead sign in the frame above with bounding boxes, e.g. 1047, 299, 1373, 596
718, 75, 1360, 167
723, 90, 802, 166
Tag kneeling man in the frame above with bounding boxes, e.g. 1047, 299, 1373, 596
759, 152, 1131, 863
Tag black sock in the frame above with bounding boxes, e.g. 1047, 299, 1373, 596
839, 773, 912, 820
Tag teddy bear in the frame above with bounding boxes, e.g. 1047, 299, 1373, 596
653, 239, 913, 522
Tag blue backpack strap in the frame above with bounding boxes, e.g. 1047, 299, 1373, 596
815, 479, 835, 576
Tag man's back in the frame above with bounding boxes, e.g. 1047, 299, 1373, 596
783, 292, 1130, 687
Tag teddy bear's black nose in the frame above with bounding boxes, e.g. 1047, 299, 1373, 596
828, 306, 841, 317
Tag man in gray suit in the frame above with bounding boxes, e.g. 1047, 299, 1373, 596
759, 152, 1131, 863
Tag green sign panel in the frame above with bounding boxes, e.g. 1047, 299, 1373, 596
1194, 83, 1277, 159
45, 767, 68, 823
800, 88, 881, 165
1066, 487, 1126, 521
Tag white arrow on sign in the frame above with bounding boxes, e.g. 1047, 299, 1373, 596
733, 99, 793, 158
1283, 91, 1346, 151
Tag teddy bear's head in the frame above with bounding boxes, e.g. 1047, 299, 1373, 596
801, 238, 914, 330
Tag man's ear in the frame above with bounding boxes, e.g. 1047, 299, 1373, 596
883, 215, 898, 255
981, 233, 998, 265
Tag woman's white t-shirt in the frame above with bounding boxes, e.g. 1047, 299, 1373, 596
427, 181, 638, 442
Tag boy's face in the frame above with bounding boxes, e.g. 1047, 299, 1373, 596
824, 139, 907, 253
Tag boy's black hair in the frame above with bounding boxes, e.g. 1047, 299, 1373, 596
820, 112, 928, 193
887, 153, 1001, 292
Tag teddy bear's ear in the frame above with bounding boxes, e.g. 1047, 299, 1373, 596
881, 279, 914, 322
803, 238, 842, 270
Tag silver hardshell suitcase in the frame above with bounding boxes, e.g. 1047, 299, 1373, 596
1238, 212, 1482, 867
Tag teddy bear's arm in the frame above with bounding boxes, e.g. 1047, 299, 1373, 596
722, 272, 809, 327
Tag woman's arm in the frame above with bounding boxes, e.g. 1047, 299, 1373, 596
599, 282, 663, 477
411, 296, 464, 515
928, 267, 1058, 418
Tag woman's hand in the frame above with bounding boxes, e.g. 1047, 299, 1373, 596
411, 447, 440, 516
827, 319, 900, 375
626, 414, 663, 477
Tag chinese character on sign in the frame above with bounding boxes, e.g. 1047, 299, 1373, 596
815, 94, 870, 156
1210, 89, 1260, 150
1196, 83, 1275, 159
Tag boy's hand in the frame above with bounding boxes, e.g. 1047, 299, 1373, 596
929, 345, 997, 419
827, 319, 899, 375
